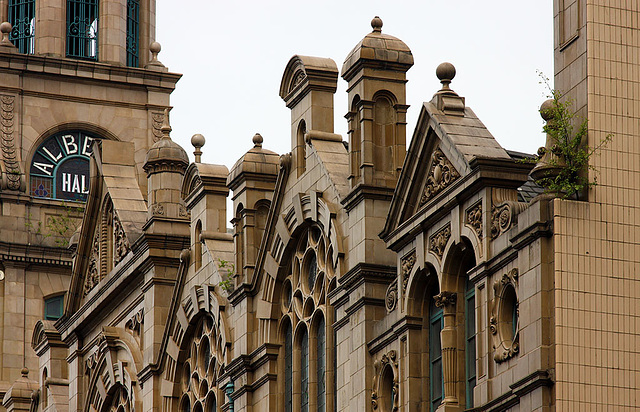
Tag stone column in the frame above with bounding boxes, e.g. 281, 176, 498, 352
435, 291, 458, 405
35, 0, 65, 56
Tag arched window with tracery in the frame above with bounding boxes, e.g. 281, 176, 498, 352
178, 315, 223, 412
280, 224, 337, 412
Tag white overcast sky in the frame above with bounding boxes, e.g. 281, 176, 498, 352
156, 1, 554, 167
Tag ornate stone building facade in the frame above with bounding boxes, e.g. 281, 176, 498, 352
1, 1, 639, 412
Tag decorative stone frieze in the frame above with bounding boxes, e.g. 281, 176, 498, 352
419, 148, 460, 206
429, 224, 451, 260
1, 94, 23, 191
151, 111, 164, 142
491, 268, 519, 363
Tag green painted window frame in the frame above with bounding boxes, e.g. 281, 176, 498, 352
126, 0, 139, 67
429, 298, 443, 412
465, 282, 477, 407
44, 294, 64, 321
66, 0, 98, 60
8, 0, 35, 54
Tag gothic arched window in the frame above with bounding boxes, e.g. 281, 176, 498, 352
66, 0, 98, 60
281, 225, 337, 412
8, 0, 35, 54
179, 315, 221, 412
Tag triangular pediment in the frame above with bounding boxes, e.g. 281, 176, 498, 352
66, 140, 147, 314
382, 100, 513, 240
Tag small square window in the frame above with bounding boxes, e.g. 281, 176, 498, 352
44, 295, 64, 321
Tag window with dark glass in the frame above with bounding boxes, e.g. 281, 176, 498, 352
8, 0, 35, 54
126, 0, 139, 67
317, 316, 326, 412
465, 280, 477, 407
429, 298, 443, 412
66, 0, 98, 60
301, 328, 309, 412
285, 322, 293, 412
44, 295, 64, 320
29, 131, 101, 201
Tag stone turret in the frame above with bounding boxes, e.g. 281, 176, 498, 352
227, 133, 279, 283
342, 16, 413, 193
279, 55, 339, 177
143, 109, 189, 231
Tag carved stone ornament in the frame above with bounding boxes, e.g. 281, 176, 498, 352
84, 229, 101, 297
125, 308, 144, 332
491, 203, 513, 240
466, 201, 483, 241
419, 148, 460, 206
372, 350, 399, 411
179, 205, 189, 218
490, 189, 528, 240
113, 213, 130, 266
490, 268, 519, 363
429, 223, 451, 260
385, 281, 398, 312
1, 94, 23, 191
152, 203, 165, 216
434, 291, 457, 308
151, 111, 164, 142
289, 70, 306, 93
401, 250, 416, 297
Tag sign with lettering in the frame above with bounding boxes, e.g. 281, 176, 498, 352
29, 131, 102, 201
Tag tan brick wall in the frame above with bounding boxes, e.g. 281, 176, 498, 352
553, 1, 640, 409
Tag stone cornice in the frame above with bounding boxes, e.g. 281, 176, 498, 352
338, 262, 396, 291
0, 49, 182, 89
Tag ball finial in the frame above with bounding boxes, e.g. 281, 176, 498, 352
0, 22, 13, 46
191, 133, 205, 148
539, 99, 555, 122
436, 62, 456, 83
253, 133, 263, 147
0, 22, 11, 34
191, 133, 205, 163
150, 42, 161, 54
371, 16, 383, 33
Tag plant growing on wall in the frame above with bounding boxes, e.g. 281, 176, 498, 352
531, 74, 612, 199
25, 202, 83, 247
216, 258, 235, 293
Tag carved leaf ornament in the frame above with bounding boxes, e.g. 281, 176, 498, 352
419, 148, 460, 206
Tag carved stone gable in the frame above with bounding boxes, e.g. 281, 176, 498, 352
84, 227, 100, 297
419, 147, 460, 206
82, 200, 131, 297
